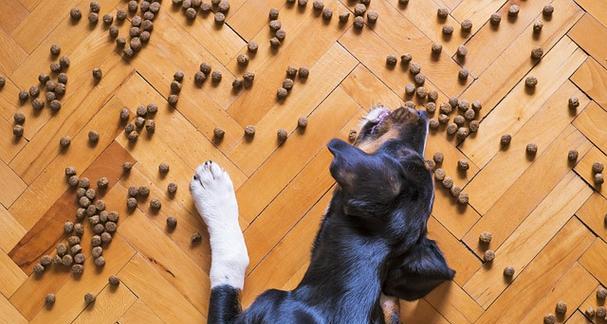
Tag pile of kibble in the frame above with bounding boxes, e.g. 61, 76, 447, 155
172, 0, 230, 24
121, 103, 158, 143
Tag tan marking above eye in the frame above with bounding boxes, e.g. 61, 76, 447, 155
357, 128, 401, 154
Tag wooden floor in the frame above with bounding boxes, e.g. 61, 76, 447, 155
0, 0, 606, 323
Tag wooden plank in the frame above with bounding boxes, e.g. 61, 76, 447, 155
242, 190, 331, 306
576, 193, 607, 244
569, 14, 607, 70
0, 28, 27, 77
465, 80, 589, 214
475, 218, 595, 323
462, 125, 592, 255
452, 0, 509, 36
227, 43, 358, 176
339, 64, 404, 110
338, 1, 468, 98
0, 78, 28, 162
400, 298, 450, 324
0, 249, 27, 299
235, 88, 360, 226
116, 300, 166, 324
228, 0, 289, 41
424, 281, 483, 323
461, 0, 583, 120
574, 0, 607, 28
0, 159, 26, 210
71, 282, 137, 324
0, 0, 28, 33
8, 95, 134, 231
118, 253, 204, 323
463, 172, 592, 307
0, 206, 26, 253
574, 101, 607, 153
577, 288, 604, 324
0, 293, 27, 324
571, 57, 607, 110
460, 36, 587, 168
565, 310, 593, 324
119, 209, 211, 315
579, 238, 607, 286
574, 146, 607, 196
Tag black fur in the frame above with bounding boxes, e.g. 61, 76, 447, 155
209, 285, 242, 323
208, 108, 454, 324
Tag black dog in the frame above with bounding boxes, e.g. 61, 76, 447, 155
190, 106, 454, 324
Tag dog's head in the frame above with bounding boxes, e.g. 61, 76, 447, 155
328, 106, 454, 301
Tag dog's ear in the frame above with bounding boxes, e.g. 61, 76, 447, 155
383, 237, 455, 301
327, 138, 366, 190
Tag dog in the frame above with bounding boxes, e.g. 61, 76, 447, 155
190, 106, 455, 323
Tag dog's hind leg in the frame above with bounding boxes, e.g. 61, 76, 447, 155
191, 161, 249, 324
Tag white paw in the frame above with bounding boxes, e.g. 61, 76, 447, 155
190, 161, 238, 227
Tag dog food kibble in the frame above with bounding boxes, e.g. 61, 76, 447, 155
385, 55, 397, 67
425, 102, 436, 114
209, 71, 222, 84
490, 13, 501, 26
56, 242, 68, 256
348, 129, 357, 143
68, 235, 81, 246
461, 19, 472, 32
439, 103, 452, 115
479, 231, 492, 244
597, 286, 607, 300
526, 143, 538, 157
598, 306, 607, 319
296, 117, 309, 130
191, 231, 202, 244
39, 255, 52, 267
450, 186, 462, 198
585, 307, 595, 317
483, 249, 495, 262
338, 11, 350, 23
100, 231, 112, 244
126, 197, 137, 210
431, 43, 442, 56
312, 0, 323, 11
79, 177, 91, 189
269, 37, 281, 48
106, 275, 120, 287
158, 162, 170, 175
29, 85, 40, 98
543, 5, 554, 17
109, 25, 119, 38
149, 198, 162, 210
31, 98, 44, 111
457, 192, 469, 205
74, 253, 85, 264
50, 44, 61, 56
84, 292, 96, 305
425, 159, 436, 171
88, 12, 99, 24
433, 168, 446, 182
555, 301, 567, 316
457, 159, 469, 172
500, 134, 512, 147
432, 152, 444, 165
45, 293, 56, 307
70, 244, 83, 256
64, 221, 74, 234
165, 216, 178, 230
531, 47, 543, 61
236, 54, 249, 67
68, 175, 79, 187
277, 128, 288, 144
464, 108, 476, 121
453, 115, 465, 127
276, 87, 288, 100
18, 90, 29, 103
70, 7, 82, 20
543, 314, 556, 324
168, 94, 179, 107
91, 247, 103, 259
446, 123, 458, 135
437, 8, 448, 19
595, 173, 605, 185
592, 162, 604, 174
269, 19, 281, 31
365, 10, 378, 24
404, 83, 415, 97
525, 76, 537, 89
503, 266, 515, 277
458, 68, 469, 81
102, 14, 113, 25
33, 262, 45, 275
442, 176, 453, 189
442, 25, 454, 36
507, 4, 519, 17
567, 96, 580, 110
353, 3, 366, 16
92, 68, 102, 82
105, 221, 117, 233
49, 100, 63, 112
566, 150, 578, 163
71, 263, 84, 275
353, 15, 365, 29
429, 119, 439, 129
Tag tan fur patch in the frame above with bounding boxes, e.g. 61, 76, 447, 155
357, 128, 401, 154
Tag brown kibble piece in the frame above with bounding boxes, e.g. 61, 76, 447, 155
555, 301, 567, 316
84, 292, 96, 304
490, 13, 501, 26
592, 162, 604, 174
297, 117, 308, 130
543, 5, 554, 17
70, 7, 82, 20
94, 256, 106, 267
432, 152, 444, 165
434, 168, 446, 181
191, 232, 202, 244
109, 275, 120, 287
442, 25, 453, 36
79, 178, 90, 189
457, 159, 469, 171
500, 134, 512, 147
71, 264, 84, 275
483, 249, 495, 262
277, 128, 288, 145
149, 198, 161, 210
525, 76, 538, 89
159, 162, 170, 174
353, 16, 364, 29
442, 176, 453, 189
276, 87, 288, 100
479, 231, 492, 244
597, 307, 607, 319
597, 286, 607, 300
386, 55, 397, 67
437, 8, 448, 19
167, 183, 178, 195
526, 143, 538, 157
45, 293, 56, 307
595, 173, 604, 185
457, 192, 469, 205
366, 10, 378, 24
531, 47, 543, 60
543, 314, 555, 324
126, 197, 137, 210
585, 307, 595, 317
461, 19, 472, 32
503, 266, 515, 277
166, 216, 177, 230
568, 96, 579, 110
431, 43, 442, 56
567, 150, 578, 163
168, 95, 179, 107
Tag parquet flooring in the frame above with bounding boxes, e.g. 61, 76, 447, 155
0, 0, 606, 323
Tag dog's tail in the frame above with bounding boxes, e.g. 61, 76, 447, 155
209, 285, 242, 324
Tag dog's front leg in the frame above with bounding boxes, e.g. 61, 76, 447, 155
191, 161, 249, 324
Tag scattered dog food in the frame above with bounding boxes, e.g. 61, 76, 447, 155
159, 162, 170, 174
12, 125, 24, 138
434, 168, 446, 181
595, 173, 604, 185
108, 275, 120, 287
168, 95, 179, 107
597, 286, 607, 300
442, 176, 453, 189
526, 143, 538, 157
431, 43, 442, 56
353, 16, 364, 29
592, 162, 604, 174
127, 197, 137, 210
597, 306, 607, 319
366, 11, 377, 24
433, 152, 444, 165
386, 55, 397, 67
507, 4, 519, 17
457, 192, 468, 205
45, 293, 56, 307
458, 68, 469, 81
567, 150, 578, 163
457, 159, 469, 171
442, 25, 454, 36
525, 76, 537, 89
503, 266, 515, 277
70, 7, 82, 20
149, 198, 162, 210
456, 45, 467, 58
437, 8, 448, 19
450, 186, 462, 198
585, 307, 595, 318
500, 134, 512, 147
167, 183, 178, 196
353, 4, 366, 16
543, 5, 554, 17
461, 19, 472, 32
276, 87, 288, 99
531, 48, 543, 61
92, 68, 102, 82
166, 216, 177, 230
84, 292, 96, 305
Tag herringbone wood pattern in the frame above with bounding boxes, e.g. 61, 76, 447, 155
0, 0, 607, 323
